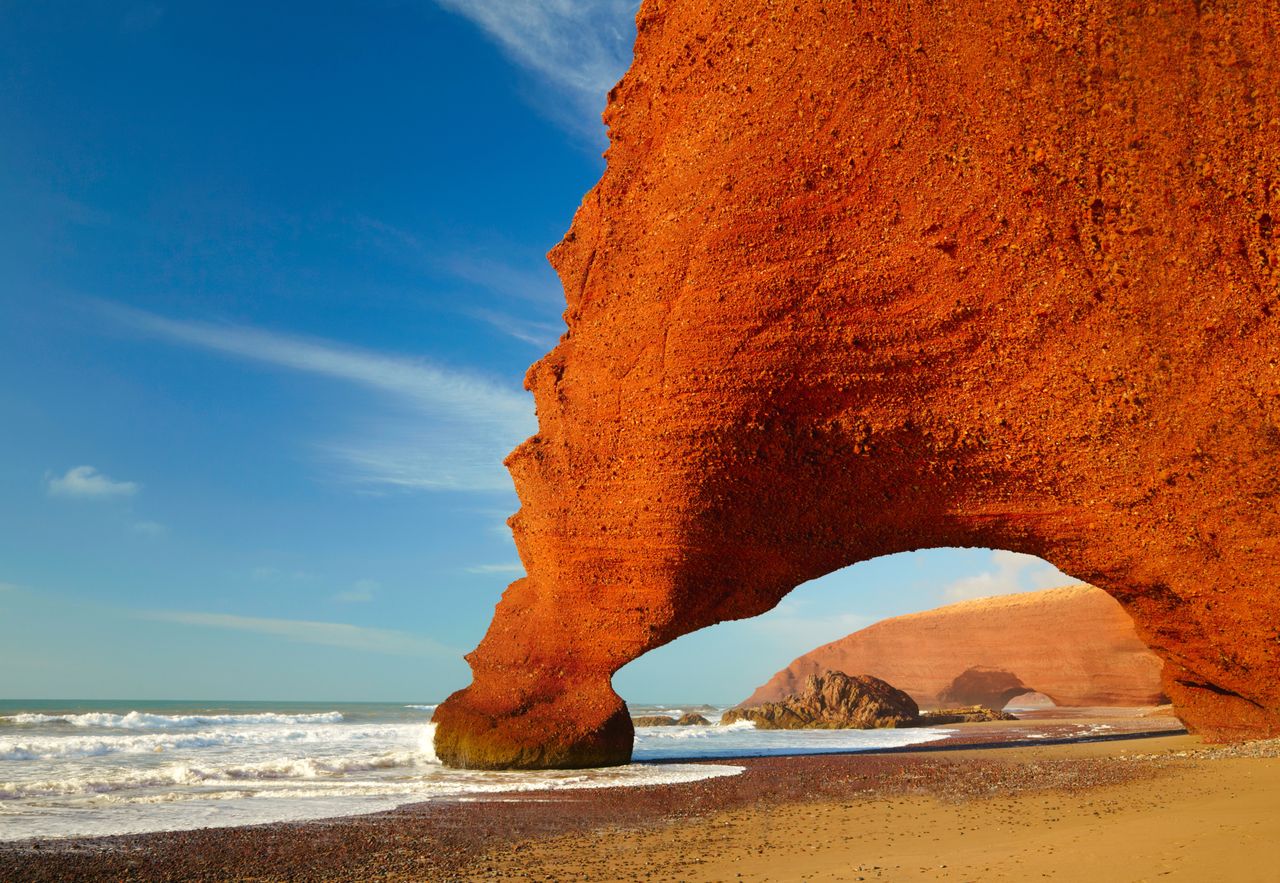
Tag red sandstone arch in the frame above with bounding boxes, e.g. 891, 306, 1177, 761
433, 0, 1280, 769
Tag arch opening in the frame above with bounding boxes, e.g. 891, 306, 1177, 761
614, 547, 1165, 724
1002, 692, 1057, 712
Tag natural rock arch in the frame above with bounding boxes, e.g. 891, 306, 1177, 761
434, 0, 1280, 769
938, 668, 1037, 709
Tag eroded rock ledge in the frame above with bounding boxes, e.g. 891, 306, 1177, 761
434, 0, 1280, 769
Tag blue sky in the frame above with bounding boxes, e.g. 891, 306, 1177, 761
0, 1, 1070, 704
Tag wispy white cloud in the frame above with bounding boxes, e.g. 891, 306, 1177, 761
47, 465, 139, 499
115, 306, 530, 424
747, 597, 872, 647
469, 308, 562, 349
943, 550, 1071, 601
319, 423, 523, 493
442, 253, 564, 305
355, 217, 564, 306
132, 520, 167, 537
334, 579, 378, 603
105, 303, 535, 493
352, 218, 566, 347
464, 562, 525, 575
433, 0, 637, 137
470, 507, 518, 537
142, 609, 453, 657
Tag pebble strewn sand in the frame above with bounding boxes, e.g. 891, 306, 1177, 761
7, 715, 1276, 882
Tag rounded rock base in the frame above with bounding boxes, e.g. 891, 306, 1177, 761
432, 684, 634, 770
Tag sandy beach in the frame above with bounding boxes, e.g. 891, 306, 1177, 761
5, 711, 1277, 881
480, 733, 1280, 882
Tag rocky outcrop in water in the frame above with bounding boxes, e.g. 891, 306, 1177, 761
433, 0, 1280, 769
722, 673, 919, 730
631, 716, 678, 727
631, 713, 712, 727
744, 586, 1166, 711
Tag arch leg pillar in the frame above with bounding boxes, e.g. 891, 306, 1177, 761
432, 676, 632, 770
432, 576, 641, 769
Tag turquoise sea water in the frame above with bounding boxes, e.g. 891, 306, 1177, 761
0, 700, 950, 840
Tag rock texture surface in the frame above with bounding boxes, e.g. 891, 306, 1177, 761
919, 707, 1021, 725
723, 673, 920, 730
939, 667, 1038, 709
434, 0, 1280, 768
630, 716, 679, 727
745, 585, 1166, 710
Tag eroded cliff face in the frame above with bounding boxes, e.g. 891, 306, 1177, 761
433, 0, 1280, 769
743, 586, 1166, 710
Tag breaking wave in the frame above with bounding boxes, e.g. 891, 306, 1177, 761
0, 751, 432, 800
632, 719, 952, 760
4, 711, 345, 729
1, 722, 410, 762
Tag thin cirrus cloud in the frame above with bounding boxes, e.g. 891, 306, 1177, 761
942, 550, 1071, 601
356, 217, 564, 306
47, 465, 139, 499
141, 610, 454, 657
464, 562, 525, 575
354, 217, 566, 348
747, 596, 872, 646
441, 252, 564, 306
469, 308, 562, 350
433, 0, 638, 138
105, 303, 536, 493
334, 579, 378, 603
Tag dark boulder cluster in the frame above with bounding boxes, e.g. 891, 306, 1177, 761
725, 671, 1017, 730
631, 712, 712, 727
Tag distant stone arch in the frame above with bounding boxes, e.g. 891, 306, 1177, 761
736, 579, 1167, 714
938, 668, 1036, 709
433, 0, 1280, 769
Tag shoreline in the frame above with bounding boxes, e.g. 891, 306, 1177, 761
491, 735, 1280, 882
4, 712, 1250, 881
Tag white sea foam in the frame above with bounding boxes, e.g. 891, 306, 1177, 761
2, 758, 740, 803
636, 719, 756, 739
633, 719, 953, 760
0, 722, 405, 761
0, 759, 744, 841
418, 723, 439, 763
4, 711, 344, 729
1, 751, 434, 800
0, 700, 957, 843
403, 704, 437, 712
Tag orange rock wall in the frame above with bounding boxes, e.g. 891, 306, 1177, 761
743, 585, 1166, 709
434, 0, 1280, 768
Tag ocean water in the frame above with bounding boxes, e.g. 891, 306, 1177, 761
0, 701, 951, 841
630, 706, 954, 760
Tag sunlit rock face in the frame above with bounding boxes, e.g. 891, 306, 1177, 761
742, 586, 1166, 711
433, 0, 1280, 769
724, 672, 920, 730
